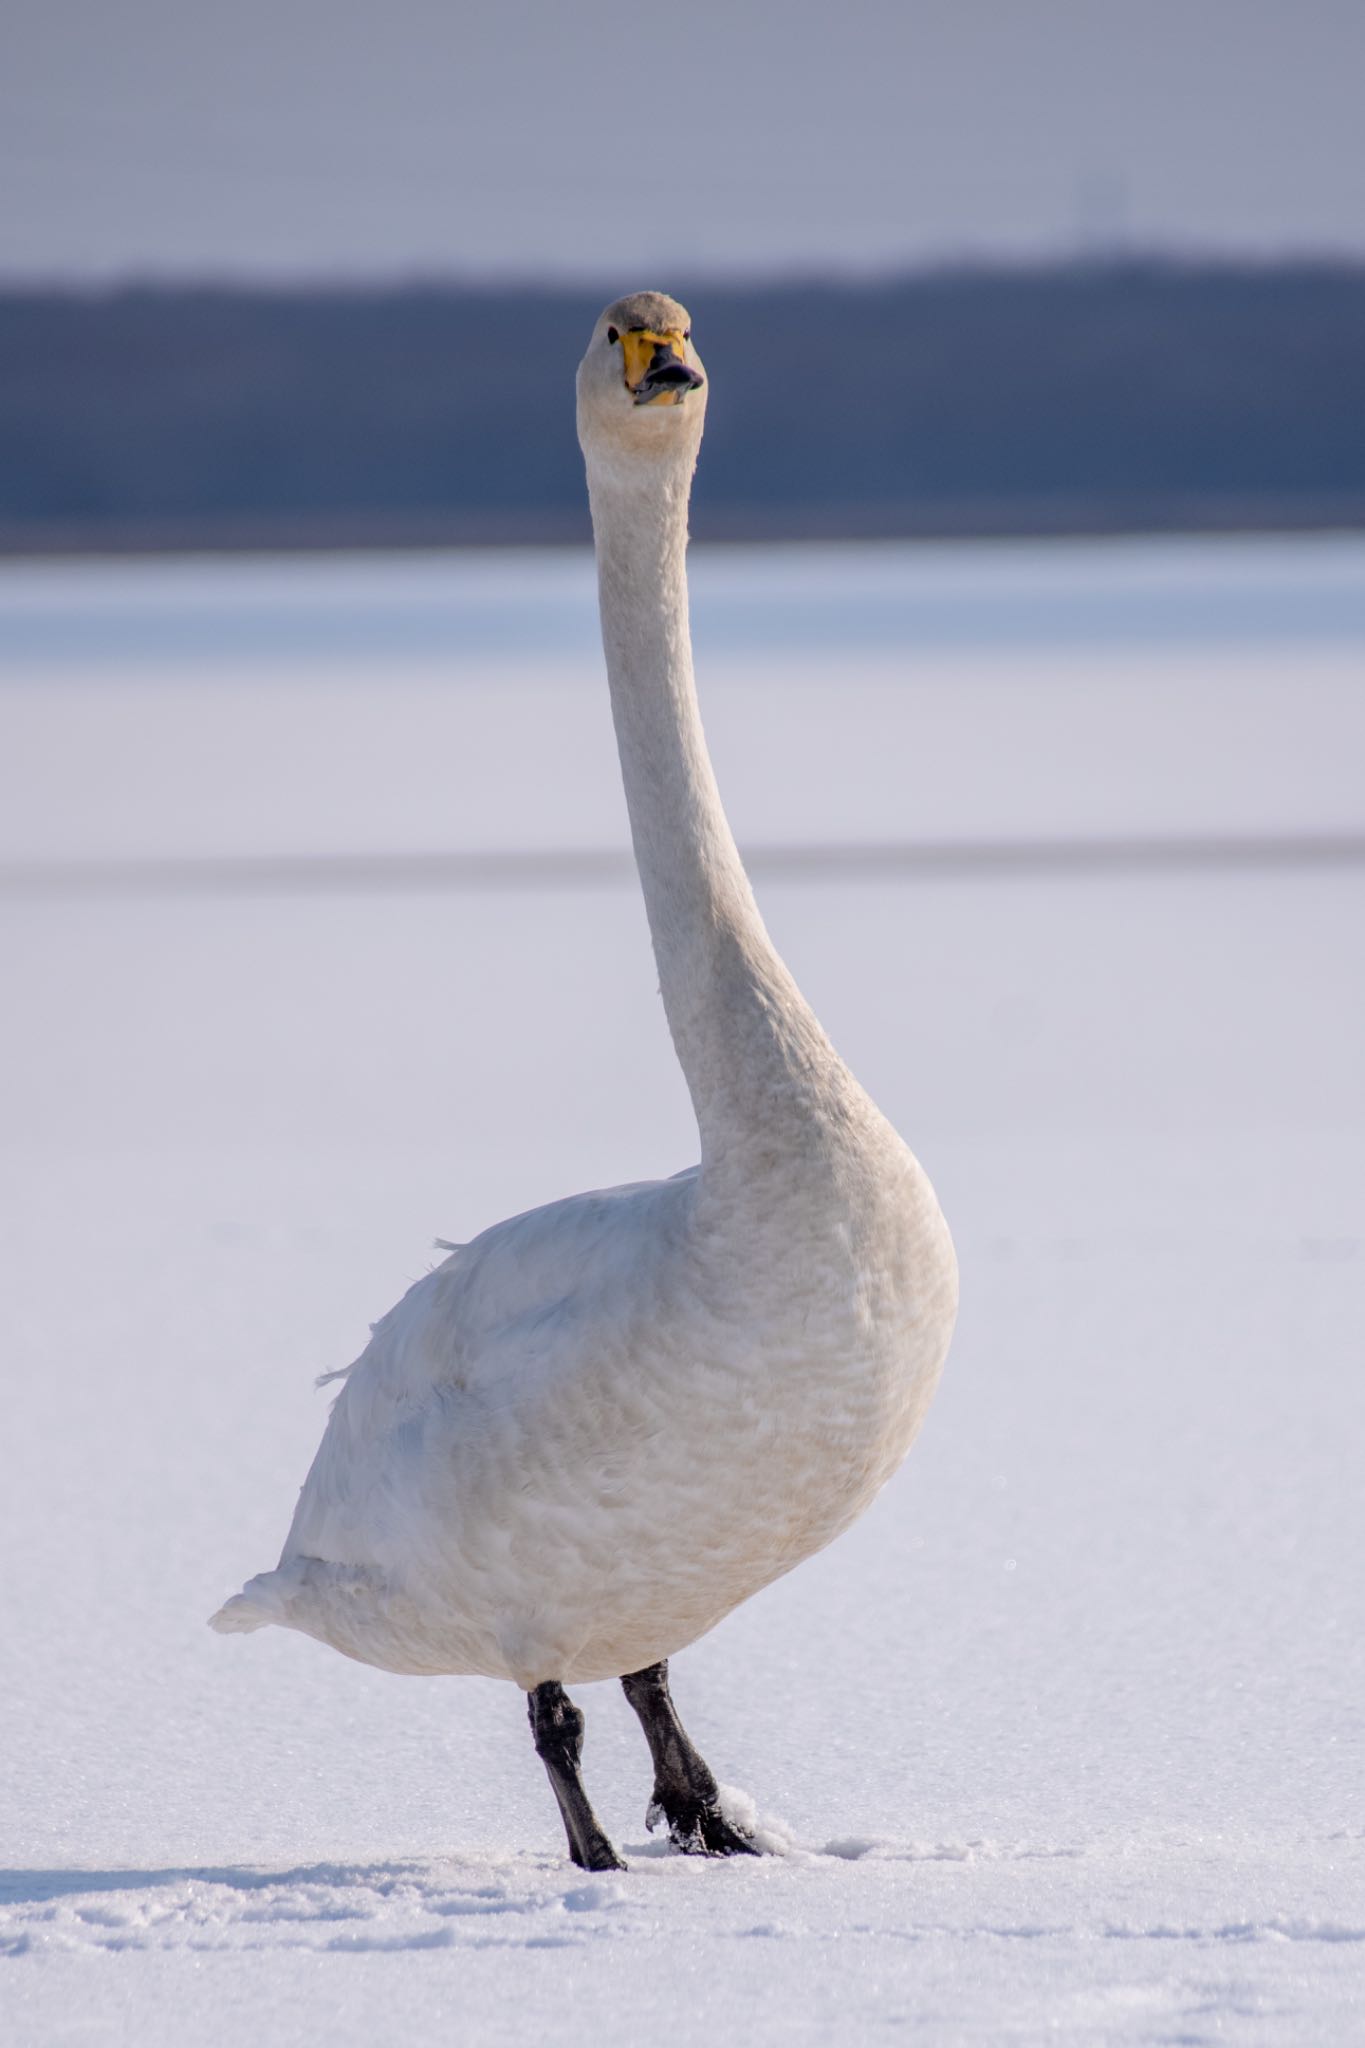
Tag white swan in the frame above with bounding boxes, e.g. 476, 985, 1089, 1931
211, 293, 958, 1869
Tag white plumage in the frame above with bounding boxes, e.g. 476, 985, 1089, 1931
212, 292, 957, 1855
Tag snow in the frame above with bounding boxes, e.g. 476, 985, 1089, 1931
1, 537, 1362, 2044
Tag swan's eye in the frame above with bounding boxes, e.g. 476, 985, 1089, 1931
683, 329, 691, 341
606, 327, 619, 345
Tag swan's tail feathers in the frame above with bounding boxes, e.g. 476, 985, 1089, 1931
208, 1570, 292, 1635
209, 1558, 404, 1668
208, 1595, 268, 1633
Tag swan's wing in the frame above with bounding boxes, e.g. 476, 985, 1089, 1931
333, 1163, 698, 1397
278, 1166, 700, 1566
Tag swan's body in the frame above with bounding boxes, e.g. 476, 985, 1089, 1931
213, 293, 957, 1861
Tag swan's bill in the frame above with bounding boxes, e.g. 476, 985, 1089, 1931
616, 326, 705, 406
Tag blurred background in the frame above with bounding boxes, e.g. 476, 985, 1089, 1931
3, 0, 1365, 548
2, 4, 1363, 2036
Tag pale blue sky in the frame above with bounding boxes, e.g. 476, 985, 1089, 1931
4, 0, 1363, 279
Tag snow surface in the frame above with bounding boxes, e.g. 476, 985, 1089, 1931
1, 538, 1362, 2045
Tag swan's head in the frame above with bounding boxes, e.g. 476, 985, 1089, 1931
577, 291, 707, 468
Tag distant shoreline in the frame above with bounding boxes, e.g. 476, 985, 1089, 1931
5, 262, 1364, 558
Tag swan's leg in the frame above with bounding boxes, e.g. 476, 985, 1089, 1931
620, 1660, 758, 1856
527, 1681, 625, 1872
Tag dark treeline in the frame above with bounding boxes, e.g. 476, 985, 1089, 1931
3, 263, 1364, 552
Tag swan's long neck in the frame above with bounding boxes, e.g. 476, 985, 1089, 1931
587, 451, 842, 1173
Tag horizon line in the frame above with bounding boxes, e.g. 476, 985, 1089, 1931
4, 834, 1363, 902
5, 248, 1365, 298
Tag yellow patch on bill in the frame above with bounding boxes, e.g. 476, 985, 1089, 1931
620, 327, 690, 402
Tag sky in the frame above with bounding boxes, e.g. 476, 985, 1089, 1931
4, 0, 1365, 281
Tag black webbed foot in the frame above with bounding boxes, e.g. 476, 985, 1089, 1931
647, 1790, 759, 1858
622, 1659, 761, 1859
571, 1834, 628, 1873
528, 1680, 626, 1871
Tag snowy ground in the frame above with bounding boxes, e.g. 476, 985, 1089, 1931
1, 538, 1362, 2044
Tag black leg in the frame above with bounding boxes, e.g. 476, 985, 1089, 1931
620, 1660, 758, 1856
527, 1681, 625, 1871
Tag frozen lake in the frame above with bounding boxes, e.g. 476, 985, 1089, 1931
1, 537, 1362, 2045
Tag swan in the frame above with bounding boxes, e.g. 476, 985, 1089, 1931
211, 292, 958, 1871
